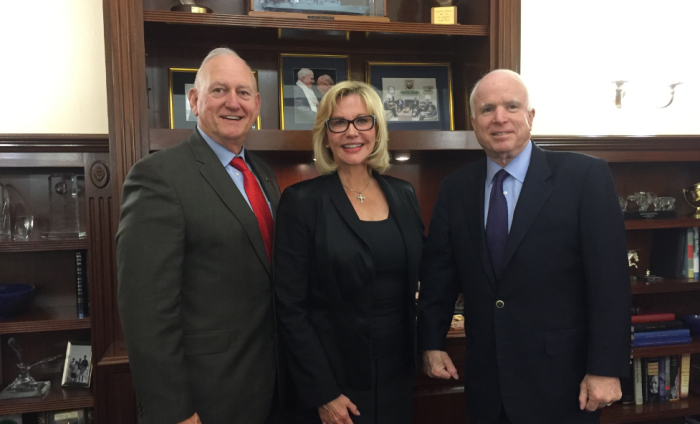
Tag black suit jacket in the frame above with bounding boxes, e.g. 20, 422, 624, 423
417, 143, 631, 424
117, 130, 282, 424
274, 171, 424, 409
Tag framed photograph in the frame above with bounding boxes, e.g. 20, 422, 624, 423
61, 342, 92, 388
366, 62, 454, 131
249, 0, 387, 22
279, 53, 349, 130
168, 68, 261, 130
45, 409, 85, 424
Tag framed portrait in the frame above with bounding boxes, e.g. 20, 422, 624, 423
279, 53, 349, 130
61, 341, 92, 388
168, 68, 261, 130
366, 62, 454, 130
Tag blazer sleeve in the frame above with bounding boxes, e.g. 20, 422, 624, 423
116, 157, 194, 423
274, 187, 342, 409
417, 180, 462, 352
580, 158, 632, 377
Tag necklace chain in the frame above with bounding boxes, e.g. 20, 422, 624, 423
341, 177, 372, 204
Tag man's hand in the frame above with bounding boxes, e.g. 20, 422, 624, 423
579, 374, 622, 411
422, 350, 459, 380
178, 412, 201, 424
318, 394, 360, 424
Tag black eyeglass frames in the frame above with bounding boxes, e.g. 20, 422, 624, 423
325, 115, 376, 133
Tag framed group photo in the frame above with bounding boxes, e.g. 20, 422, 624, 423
168, 68, 261, 130
279, 53, 349, 130
366, 62, 454, 130
61, 341, 93, 388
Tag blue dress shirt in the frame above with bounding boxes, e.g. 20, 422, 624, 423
483, 140, 533, 231
198, 126, 272, 213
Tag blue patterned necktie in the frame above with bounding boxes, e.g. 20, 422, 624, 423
486, 169, 510, 277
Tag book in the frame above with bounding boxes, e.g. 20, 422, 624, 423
632, 336, 692, 347
680, 353, 691, 398
631, 313, 676, 324
658, 355, 666, 402
632, 329, 690, 341
665, 355, 671, 402
632, 320, 684, 333
75, 251, 85, 319
670, 355, 680, 401
620, 356, 635, 404
689, 228, 695, 279
694, 227, 699, 274
642, 357, 649, 403
650, 228, 687, 278
634, 357, 643, 405
645, 356, 660, 403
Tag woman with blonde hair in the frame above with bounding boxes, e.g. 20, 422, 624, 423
275, 80, 424, 424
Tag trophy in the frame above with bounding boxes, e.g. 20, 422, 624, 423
0, 337, 63, 399
683, 182, 700, 219
171, 0, 213, 13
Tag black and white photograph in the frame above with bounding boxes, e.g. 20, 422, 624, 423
280, 53, 349, 130
366, 62, 454, 130
380, 77, 440, 122
61, 342, 92, 388
169, 68, 261, 130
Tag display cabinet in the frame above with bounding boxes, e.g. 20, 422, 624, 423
0, 142, 112, 420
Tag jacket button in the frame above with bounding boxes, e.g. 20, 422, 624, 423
495, 300, 505, 308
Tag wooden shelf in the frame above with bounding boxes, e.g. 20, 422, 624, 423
601, 392, 700, 423
0, 380, 93, 415
631, 278, 700, 294
0, 306, 90, 334
631, 337, 700, 358
625, 217, 700, 230
149, 128, 483, 152
0, 239, 88, 253
98, 340, 129, 366
143, 10, 488, 36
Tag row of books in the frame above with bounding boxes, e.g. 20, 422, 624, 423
624, 354, 691, 405
0, 408, 92, 424
650, 227, 699, 279
631, 314, 692, 347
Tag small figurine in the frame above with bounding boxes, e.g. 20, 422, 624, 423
628, 250, 639, 268
0, 337, 62, 399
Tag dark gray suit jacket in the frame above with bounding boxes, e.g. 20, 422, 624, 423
117, 130, 281, 424
418, 143, 631, 424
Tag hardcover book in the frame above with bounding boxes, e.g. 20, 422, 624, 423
633, 329, 691, 341
632, 313, 676, 324
632, 336, 692, 347
645, 356, 660, 403
632, 320, 684, 333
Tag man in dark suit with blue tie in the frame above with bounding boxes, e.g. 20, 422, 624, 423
417, 70, 631, 424
117, 48, 283, 424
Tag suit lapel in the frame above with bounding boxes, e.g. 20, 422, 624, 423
327, 173, 371, 250
502, 144, 553, 272
188, 133, 272, 275
375, 172, 421, 293
461, 160, 498, 287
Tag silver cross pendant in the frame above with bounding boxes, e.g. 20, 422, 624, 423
357, 193, 366, 203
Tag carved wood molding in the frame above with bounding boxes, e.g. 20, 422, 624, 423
489, 0, 521, 72
0, 134, 108, 152
102, 0, 149, 195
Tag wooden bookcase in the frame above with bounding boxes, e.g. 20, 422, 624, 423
0, 144, 111, 418
92, 0, 700, 423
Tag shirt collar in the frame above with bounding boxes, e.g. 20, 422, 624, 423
485, 140, 533, 184
197, 126, 246, 167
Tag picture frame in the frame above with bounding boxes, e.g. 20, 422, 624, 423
45, 409, 86, 424
168, 68, 261, 130
366, 62, 454, 131
279, 53, 350, 130
249, 0, 388, 23
61, 342, 92, 388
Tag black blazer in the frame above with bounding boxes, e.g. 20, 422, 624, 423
274, 171, 424, 409
117, 130, 282, 424
417, 143, 631, 424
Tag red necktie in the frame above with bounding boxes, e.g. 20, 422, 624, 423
230, 157, 274, 262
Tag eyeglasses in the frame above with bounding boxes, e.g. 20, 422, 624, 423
325, 115, 376, 133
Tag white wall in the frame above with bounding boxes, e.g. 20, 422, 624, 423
0, 0, 108, 134
521, 1, 700, 136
